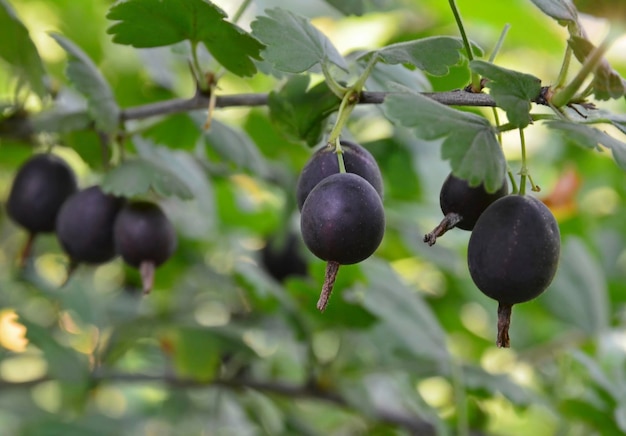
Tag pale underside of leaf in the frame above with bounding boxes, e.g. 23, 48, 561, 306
383, 88, 506, 191
0, 0, 48, 99
50, 33, 120, 134
366, 36, 483, 76
251, 7, 348, 74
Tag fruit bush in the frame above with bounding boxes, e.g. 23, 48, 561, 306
1, 0, 626, 434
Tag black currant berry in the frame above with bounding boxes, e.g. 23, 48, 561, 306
56, 186, 124, 266
424, 173, 508, 246
261, 231, 308, 282
113, 201, 177, 294
467, 195, 560, 347
300, 172, 385, 311
296, 140, 383, 211
6, 153, 77, 265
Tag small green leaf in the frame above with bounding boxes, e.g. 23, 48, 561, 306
268, 75, 340, 146
367, 37, 483, 76
541, 237, 609, 335
173, 327, 221, 381
547, 120, 626, 171
21, 319, 89, 383
358, 258, 449, 362
50, 33, 120, 134
251, 8, 348, 73
528, 0, 578, 23
569, 36, 626, 100
195, 114, 271, 177
0, 0, 48, 99
101, 158, 194, 199
31, 109, 92, 133
471, 60, 542, 128
383, 86, 506, 192
324, 0, 365, 15
107, 0, 264, 77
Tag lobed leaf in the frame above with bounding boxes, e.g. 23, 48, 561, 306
569, 36, 626, 101
101, 157, 194, 199
251, 7, 348, 74
541, 237, 609, 335
107, 0, 264, 77
367, 37, 483, 76
359, 259, 449, 362
268, 75, 340, 146
383, 86, 506, 192
50, 33, 120, 134
547, 120, 626, 171
471, 60, 542, 128
0, 0, 48, 99
324, 0, 365, 15
528, 0, 578, 23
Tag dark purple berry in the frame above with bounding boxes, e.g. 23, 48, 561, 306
300, 172, 385, 311
261, 231, 308, 282
7, 154, 77, 233
467, 195, 560, 347
114, 201, 177, 294
424, 173, 508, 246
6, 153, 77, 266
296, 140, 383, 211
56, 186, 124, 265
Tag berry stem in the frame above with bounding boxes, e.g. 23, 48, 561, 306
491, 107, 518, 194
140, 260, 156, 295
231, 0, 252, 23
317, 260, 341, 311
496, 302, 512, 348
17, 232, 36, 269
448, 0, 481, 92
519, 128, 528, 196
550, 30, 617, 108
488, 23, 510, 63
333, 139, 347, 173
423, 213, 462, 246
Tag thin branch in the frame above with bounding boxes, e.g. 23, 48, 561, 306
121, 90, 497, 122
0, 372, 439, 435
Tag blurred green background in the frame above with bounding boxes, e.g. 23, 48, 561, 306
1, 0, 626, 435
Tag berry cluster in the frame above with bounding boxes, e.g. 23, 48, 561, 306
424, 173, 560, 347
6, 153, 177, 294
296, 140, 385, 311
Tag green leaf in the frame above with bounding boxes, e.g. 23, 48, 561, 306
324, 0, 365, 15
101, 157, 194, 199
569, 36, 626, 100
195, 114, 271, 177
173, 327, 221, 381
50, 33, 120, 134
251, 8, 348, 74
463, 366, 533, 406
21, 319, 89, 383
107, 0, 264, 77
367, 37, 483, 76
0, 0, 48, 99
541, 237, 609, 335
546, 120, 626, 171
268, 75, 340, 146
383, 86, 506, 192
528, 0, 578, 23
358, 258, 449, 362
31, 109, 92, 134
470, 60, 542, 128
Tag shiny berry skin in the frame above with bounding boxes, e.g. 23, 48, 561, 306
55, 186, 124, 264
7, 154, 77, 233
300, 172, 385, 265
113, 201, 177, 268
296, 140, 383, 211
